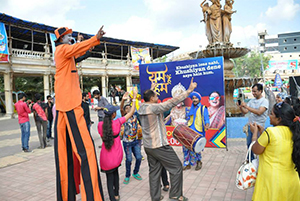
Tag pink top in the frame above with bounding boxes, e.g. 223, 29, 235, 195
32, 101, 47, 121
98, 116, 126, 171
14, 100, 31, 124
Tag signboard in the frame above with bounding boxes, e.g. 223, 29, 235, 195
131, 46, 151, 71
0, 22, 9, 62
267, 60, 298, 71
139, 57, 226, 148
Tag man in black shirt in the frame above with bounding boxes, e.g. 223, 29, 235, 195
82, 92, 93, 133
46, 95, 54, 141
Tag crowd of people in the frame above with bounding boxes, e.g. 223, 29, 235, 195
12, 24, 300, 201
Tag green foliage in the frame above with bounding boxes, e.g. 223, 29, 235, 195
154, 55, 168, 63
232, 51, 271, 78
14, 77, 44, 99
0, 75, 3, 93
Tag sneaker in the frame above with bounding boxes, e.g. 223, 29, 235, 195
123, 177, 130, 184
23, 149, 33, 153
47, 138, 50, 143
132, 173, 142, 180
183, 165, 191, 171
195, 161, 202, 171
46, 144, 52, 147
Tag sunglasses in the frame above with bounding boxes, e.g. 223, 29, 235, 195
209, 96, 220, 101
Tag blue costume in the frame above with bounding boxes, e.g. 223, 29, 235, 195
183, 92, 209, 167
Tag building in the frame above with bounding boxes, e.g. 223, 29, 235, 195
258, 30, 300, 80
0, 13, 179, 117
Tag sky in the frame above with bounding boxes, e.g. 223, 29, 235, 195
1, 0, 300, 57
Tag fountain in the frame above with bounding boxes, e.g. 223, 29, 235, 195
190, 0, 250, 77
189, 0, 253, 115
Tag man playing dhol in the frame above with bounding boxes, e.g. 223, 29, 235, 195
138, 78, 197, 201
184, 91, 210, 171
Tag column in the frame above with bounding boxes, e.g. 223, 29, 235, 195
126, 75, 132, 89
4, 73, 13, 118
43, 74, 50, 101
101, 76, 107, 97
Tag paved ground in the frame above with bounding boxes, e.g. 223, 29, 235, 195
0, 112, 254, 201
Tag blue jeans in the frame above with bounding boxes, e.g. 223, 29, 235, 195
20, 121, 30, 150
123, 140, 142, 178
47, 119, 53, 139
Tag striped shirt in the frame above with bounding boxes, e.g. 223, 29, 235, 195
138, 91, 189, 149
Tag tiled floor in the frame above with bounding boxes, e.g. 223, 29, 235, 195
0, 138, 253, 201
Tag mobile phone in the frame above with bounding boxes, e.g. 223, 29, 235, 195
238, 100, 241, 105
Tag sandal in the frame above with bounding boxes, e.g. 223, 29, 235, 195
162, 185, 169, 192
123, 177, 130, 184
132, 173, 142, 180
170, 196, 188, 201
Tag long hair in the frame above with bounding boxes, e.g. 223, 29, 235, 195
273, 102, 300, 175
102, 114, 114, 150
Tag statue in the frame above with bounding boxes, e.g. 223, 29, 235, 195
200, 0, 236, 46
222, 0, 236, 44
200, 0, 213, 44
208, 0, 223, 44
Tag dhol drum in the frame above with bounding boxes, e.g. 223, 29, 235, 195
172, 124, 206, 153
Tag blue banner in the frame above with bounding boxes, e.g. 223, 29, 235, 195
274, 73, 282, 88
0, 22, 9, 62
49, 33, 56, 60
139, 57, 226, 148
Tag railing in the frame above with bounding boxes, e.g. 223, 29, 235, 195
11, 49, 131, 67
11, 49, 49, 59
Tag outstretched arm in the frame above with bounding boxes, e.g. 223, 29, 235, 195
124, 90, 137, 121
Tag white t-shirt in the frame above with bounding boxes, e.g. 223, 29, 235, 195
247, 97, 269, 127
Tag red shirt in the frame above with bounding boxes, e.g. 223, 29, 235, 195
32, 101, 47, 121
15, 100, 31, 124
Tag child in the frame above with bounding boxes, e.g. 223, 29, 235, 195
120, 96, 143, 184
98, 90, 137, 201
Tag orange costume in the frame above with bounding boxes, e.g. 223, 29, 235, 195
53, 27, 103, 201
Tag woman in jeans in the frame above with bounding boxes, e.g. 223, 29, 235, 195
98, 90, 137, 201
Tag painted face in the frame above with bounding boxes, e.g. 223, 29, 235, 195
275, 94, 283, 103
61, 33, 73, 44
252, 86, 262, 99
209, 92, 220, 107
192, 96, 200, 106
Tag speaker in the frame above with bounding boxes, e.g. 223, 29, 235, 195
289, 76, 300, 97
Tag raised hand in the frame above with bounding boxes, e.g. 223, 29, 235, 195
150, 82, 157, 90
132, 88, 138, 99
96, 25, 106, 40
187, 77, 197, 92
122, 92, 129, 100
77, 33, 84, 42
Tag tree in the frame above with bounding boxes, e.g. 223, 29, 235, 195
153, 55, 168, 63
233, 51, 271, 78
